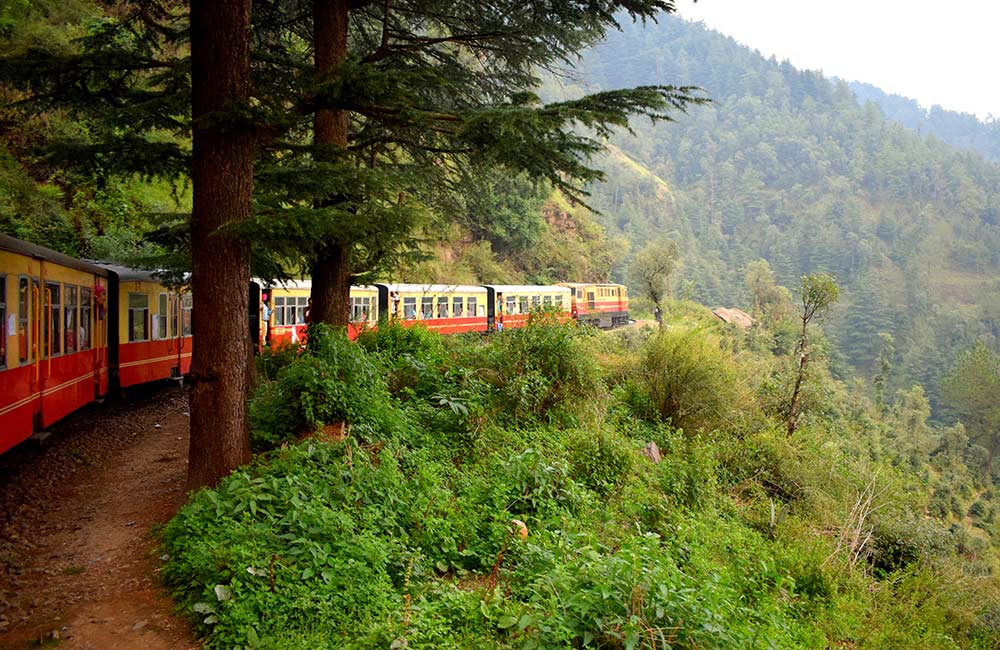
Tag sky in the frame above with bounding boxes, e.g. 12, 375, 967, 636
677, 0, 998, 120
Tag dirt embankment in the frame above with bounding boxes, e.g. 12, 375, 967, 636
0, 385, 199, 650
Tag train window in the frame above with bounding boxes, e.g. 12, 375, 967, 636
0, 275, 5, 368
153, 293, 167, 340
543, 295, 552, 306
128, 292, 149, 342
181, 294, 193, 336
466, 297, 477, 317
18, 277, 29, 364
421, 297, 433, 319
45, 282, 61, 357
587, 291, 596, 309
452, 296, 463, 317
555, 295, 564, 308
403, 297, 417, 319
169, 294, 179, 338
80, 287, 92, 350
505, 296, 516, 315
531, 295, 540, 309
350, 296, 370, 322
64, 285, 78, 354
273, 296, 285, 326
295, 297, 308, 324
437, 297, 448, 318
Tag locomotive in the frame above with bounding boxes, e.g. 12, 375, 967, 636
0, 233, 628, 454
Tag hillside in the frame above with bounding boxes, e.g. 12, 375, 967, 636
847, 80, 1000, 162
565, 15, 1000, 411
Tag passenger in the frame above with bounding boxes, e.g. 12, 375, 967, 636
304, 298, 313, 324
261, 293, 272, 344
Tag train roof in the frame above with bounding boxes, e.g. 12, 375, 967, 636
484, 284, 571, 294
92, 262, 182, 283
257, 279, 377, 292
0, 234, 109, 277
558, 282, 626, 288
378, 283, 486, 294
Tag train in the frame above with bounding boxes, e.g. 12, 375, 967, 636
0, 233, 629, 454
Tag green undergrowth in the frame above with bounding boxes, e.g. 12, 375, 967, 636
165, 320, 1000, 649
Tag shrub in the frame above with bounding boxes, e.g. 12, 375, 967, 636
458, 317, 605, 427
248, 325, 400, 450
639, 326, 749, 433
567, 428, 635, 496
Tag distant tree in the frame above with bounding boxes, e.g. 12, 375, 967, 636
787, 273, 839, 436
941, 341, 1000, 472
873, 332, 895, 412
743, 258, 792, 324
631, 238, 680, 328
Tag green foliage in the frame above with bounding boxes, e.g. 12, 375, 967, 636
458, 317, 606, 427
248, 325, 399, 451
566, 428, 635, 496
638, 326, 751, 433
630, 238, 680, 311
166, 312, 1000, 649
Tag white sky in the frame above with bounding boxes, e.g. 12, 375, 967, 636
677, 0, 998, 120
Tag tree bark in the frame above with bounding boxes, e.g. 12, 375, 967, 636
187, 0, 254, 490
786, 316, 809, 437
310, 0, 353, 327
311, 241, 353, 327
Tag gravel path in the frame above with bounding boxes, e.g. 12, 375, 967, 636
0, 384, 199, 649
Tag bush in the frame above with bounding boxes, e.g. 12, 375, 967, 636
567, 428, 635, 496
457, 317, 605, 427
639, 326, 750, 433
248, 325, 400, 451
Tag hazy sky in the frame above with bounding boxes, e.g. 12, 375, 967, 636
677, 0, 998, 120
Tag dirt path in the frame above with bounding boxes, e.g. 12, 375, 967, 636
0, 385, 199, 650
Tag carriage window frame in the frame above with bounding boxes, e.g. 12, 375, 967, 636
128, 292, 149, 342
154, 292, 168, 340
80, 287, 92, 351
420, 297, 433, 319
467, 297, 478, 317
403, 297, 417, 319
437, 296, 448, 318
0, 275, 6, 368
181, 293, 193, 336
64, 284, 78, 354
45, 281, 61, 357
452, 296, 463, 318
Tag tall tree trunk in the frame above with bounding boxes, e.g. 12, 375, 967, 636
786, 317, 809, 437
311, 242, 352, 326
311, 0, 352, 327
187, 0, 254, 490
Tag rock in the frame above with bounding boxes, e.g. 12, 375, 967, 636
132, 619, 148, 631
642, 442, 662, 463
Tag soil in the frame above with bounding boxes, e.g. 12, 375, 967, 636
0, 384, 200, 650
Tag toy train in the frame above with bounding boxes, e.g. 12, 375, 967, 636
0, 233, 628, 454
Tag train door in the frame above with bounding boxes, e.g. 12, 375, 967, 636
18, 275, 41, 424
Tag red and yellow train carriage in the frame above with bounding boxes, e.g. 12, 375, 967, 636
102, 264, 193, 388
375, 283, 488, 334
0, 235, 110, 453
260, 281, 379, 345
484, 284, 572, 330
560, 282, 629, 328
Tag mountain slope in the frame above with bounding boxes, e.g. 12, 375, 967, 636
572, 15, 1000, 408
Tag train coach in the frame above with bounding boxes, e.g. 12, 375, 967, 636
0, 235, 195, 453
0, 235, 110, 453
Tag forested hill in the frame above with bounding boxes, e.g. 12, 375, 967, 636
847, 81, 1000, 162
569, 15, 1000, 410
